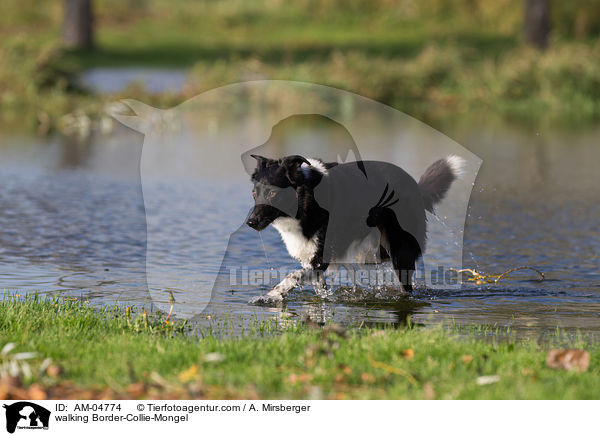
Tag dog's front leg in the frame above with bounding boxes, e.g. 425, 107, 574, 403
249, 268, 310, 305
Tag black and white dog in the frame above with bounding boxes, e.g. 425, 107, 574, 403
246, 154, 464, 304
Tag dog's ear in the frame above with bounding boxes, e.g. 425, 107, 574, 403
250, 154, 268, 169
281, 155, 310, 185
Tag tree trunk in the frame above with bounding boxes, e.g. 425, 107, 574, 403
524, 0, 550, 49
63, 0, 94, 49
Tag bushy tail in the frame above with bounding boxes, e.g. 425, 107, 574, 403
418, 155, 465, 212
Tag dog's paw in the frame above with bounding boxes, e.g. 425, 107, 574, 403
248, 293, 283, 306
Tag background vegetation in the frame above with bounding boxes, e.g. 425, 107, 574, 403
1, 0, 600, 131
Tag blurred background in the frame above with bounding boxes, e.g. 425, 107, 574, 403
0, 0, 599, 335
1, 0, 600, 133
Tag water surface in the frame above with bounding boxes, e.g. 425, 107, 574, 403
0, 123, 598, 338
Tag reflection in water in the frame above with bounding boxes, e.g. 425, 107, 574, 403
0, 120, 599, 338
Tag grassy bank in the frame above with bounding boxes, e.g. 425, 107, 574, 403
2, 0, 600, 133
0, 296, 598, 400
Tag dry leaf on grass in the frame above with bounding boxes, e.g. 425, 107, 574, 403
204, 353, 225, 363
423, 382, 436, 399
126, 382, 146, 398
46, 365, 63, 377
546, 349, 590, 371
476, 375, 500, 386
461, 355, 473, 364
286, 373, 312, 385
360, 373, 376, 383
368, 354, 417, 385
27, 383, 47, 401
401, 349, 414, 360
177, 364, 198, 383
333, 374, 346, 384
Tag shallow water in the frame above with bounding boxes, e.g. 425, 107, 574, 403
0, 122, 599, 338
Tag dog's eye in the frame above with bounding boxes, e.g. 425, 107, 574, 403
269, 191, 277, 198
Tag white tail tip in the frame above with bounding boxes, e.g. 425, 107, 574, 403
446, 155, 466, 178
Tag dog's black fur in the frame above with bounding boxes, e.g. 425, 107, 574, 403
246, 154, 463, 303
365, 183, 422, 292
246, 155, 336, 270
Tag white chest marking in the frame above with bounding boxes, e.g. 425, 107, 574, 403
271, 217, 318, 268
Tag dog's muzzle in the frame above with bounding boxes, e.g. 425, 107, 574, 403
246, 217, 259, 229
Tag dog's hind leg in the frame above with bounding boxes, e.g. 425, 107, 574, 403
390, 240, 420, 293
249, 268, 312, 305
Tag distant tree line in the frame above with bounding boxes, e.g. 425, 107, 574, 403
61, 0, 599, 51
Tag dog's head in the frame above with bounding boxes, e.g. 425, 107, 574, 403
246, 155, 311, 231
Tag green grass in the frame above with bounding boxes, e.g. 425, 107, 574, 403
1, 296, 599, 399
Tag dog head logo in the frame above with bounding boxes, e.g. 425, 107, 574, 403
3, 402, 50, 433
111, 80, 480, 316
